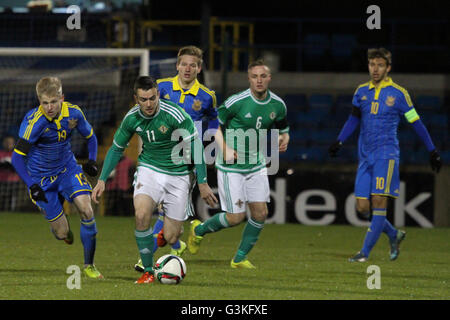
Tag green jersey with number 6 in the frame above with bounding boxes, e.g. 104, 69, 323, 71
113, 99, 198, 175
216, 88, 289, 173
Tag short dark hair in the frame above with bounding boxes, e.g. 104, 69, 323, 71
133, 76, 157, 94
368, 48, 392, 65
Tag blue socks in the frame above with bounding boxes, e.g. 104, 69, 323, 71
383, 219, 397, 240
80, 217, 97, 265
152, 209, 181, 252
361, 208, 386, 257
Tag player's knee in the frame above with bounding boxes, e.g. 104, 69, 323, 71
78, 205, 94, 220
371, 196, 387, 208
225, 212, 245, 226
252, 209, 268, 222
356, 198, 370, 213
53, 227, 69, 240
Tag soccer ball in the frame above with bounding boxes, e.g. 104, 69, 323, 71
154, 254, 187, 284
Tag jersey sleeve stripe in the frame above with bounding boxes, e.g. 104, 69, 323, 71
68, 104, 87, 120
85, 128, 94, 139
224, 90, 250, 108
160, 106, 183, 123
160, 103, 185, 123
113, 139, 125, 149
392, 83, 413, 106
270, 92, 287, 112
160, 101, 185, 120
13, 149, 27, 156
24, 111, 43, 140
182, 131, 198, 142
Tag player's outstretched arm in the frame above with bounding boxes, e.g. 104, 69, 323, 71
329, 107, 361, 157
92, 144, 125, 203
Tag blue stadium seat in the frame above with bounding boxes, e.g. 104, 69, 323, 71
289, 130, 310, 145
309, 94, 334, 109
309, 129, 339, 146
331, 34, 357, 60
335, 94, 354, 109
440, 150, 450, 164
304, 34, 330, 59
428, 114, 448, 128
283, 94, 308, 111
292, 146, 327, 162
292, 111, 320, 128
415, 95, 442, 111
67, 92, 88, 107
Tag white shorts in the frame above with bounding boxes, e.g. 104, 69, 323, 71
217, 168, 270, 214
133, 166, 195, 221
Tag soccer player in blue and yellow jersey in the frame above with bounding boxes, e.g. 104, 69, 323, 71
329, 48, 441, 262
11, 77, 103, 278
135, 46, 218, 272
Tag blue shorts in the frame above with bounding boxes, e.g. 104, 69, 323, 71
30, 163, 92, 221
354, 158, 400, 199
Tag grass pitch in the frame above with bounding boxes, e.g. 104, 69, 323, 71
0, 212, 448, 300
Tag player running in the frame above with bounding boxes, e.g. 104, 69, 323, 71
188, 59, 290, 268
11, 76, 103, 278
92, 76, 217, 284
328, 48, 441, 262
134, 46, 218, 272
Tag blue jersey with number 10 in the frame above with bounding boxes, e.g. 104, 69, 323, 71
352, 77, 420, 160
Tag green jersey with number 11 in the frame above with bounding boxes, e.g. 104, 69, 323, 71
113, 99, 197, 176
216, 88, 289, 173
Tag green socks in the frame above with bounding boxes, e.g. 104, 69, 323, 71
135, 227, 154, 273
195, 212, 230, 236
234, 218, 265, 263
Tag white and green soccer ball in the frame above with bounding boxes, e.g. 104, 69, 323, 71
154, 254, 187, 284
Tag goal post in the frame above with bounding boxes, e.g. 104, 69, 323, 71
0, 47, 157, 215
0, 47, 150, 76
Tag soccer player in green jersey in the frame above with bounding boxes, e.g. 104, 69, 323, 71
92, 76, 217, 283
134, 46, 218, 273
188, 59, 290, 268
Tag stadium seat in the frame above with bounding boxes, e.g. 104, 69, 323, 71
331, 34, 357, 67
415, 95, 442, 112
309, 94, 334, 110
283, 94, 308, 111
335, 94, 354, 110
309, 129, 339, 146
67, 92, 88, 107
292, 111, 320, 129
304, 34, 330, 59
289, 129, 310, 145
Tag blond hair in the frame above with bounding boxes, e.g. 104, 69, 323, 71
177, 46, 203, 67
36, 76, 62, 99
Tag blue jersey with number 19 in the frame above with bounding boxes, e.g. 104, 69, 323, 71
17, 101, 94, 179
